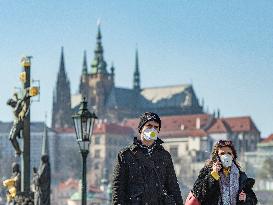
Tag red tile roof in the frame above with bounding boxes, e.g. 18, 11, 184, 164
123, 114, 259, 137
88, 185, 103, 193
261, 134, 273, 143
206, 119, 231, 133
54, 123, 134, 135
160, 129, 207, 138
58, 178, 79, 191
54, 115, 259, 139
94, 123, 134, 135
222, 116, 259, 133
54, 127, 75, 133
123, 114, 211, 132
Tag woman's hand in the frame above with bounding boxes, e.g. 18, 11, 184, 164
239, 191, 246, 202
212, 160, 222, 174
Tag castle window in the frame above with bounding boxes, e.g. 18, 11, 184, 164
94, 149, 101, 158
170, 146, 178, 158
94, 136, 101, 145
94, 162, 100, 170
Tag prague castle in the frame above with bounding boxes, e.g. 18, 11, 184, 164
51, 25, 203, 129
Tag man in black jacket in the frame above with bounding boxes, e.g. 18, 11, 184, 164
112, 112, 183, 205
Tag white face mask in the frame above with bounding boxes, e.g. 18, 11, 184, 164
220, 154, 233, 168
143, 128, 158, 141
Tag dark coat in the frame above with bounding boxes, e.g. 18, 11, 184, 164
112, 138, 183, 205
192, 165, 258, 205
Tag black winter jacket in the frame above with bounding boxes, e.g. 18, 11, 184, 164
112, 138, 183, 205
192, 165, 258, 205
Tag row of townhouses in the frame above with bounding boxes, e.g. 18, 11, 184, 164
1, 112, 268, 204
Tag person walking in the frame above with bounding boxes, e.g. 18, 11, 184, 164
187, 140, 257, 205
112, 112, 183, 205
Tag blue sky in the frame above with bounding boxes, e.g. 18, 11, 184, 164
0, 1, 272, 137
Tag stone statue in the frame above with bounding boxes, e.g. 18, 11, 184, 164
11, 163, 21, 193
7, 90, 31, 156
3, 163, 21, 203
33, 155, 51, 205
31, 167, 39, 205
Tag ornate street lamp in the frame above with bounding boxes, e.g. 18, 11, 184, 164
72, 97, 97, 205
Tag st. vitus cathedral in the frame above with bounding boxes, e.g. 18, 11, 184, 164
51, 25, 203, 129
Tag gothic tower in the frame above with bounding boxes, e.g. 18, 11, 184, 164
79, 24, 114, 119
51, 47, 72, 129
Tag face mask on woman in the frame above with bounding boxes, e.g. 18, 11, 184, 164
219, 154, 233, 168
143, 128, 158, 141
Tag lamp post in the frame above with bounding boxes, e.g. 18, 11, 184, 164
72, 97, 97, 205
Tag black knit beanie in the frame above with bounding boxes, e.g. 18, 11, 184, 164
138, 112, 161, 133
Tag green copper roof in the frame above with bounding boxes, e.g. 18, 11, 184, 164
90, 25, 108, 74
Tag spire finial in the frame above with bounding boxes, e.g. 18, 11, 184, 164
97, 19, 102, 39
82, 50, 88, 75
60, 46, 65, 72
133, 47, 141, 91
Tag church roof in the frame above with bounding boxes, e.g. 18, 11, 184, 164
106, 84, 196, 110
141, 84, 191, 104
106, 87, 138, 109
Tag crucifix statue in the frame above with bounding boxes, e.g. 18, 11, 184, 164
7, 89, 31, 156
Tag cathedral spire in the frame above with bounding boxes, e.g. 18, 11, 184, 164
82, 50, 88, 75
91, 23, 107, 74
59, 46, 65, 75
133, 48, 141, 91
51, 47, 72, 129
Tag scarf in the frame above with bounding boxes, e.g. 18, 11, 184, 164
135, 140, 156, 156
218, 162, 240, 205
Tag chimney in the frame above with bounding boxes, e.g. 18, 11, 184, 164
196, 118, 201, 129
217, 109, 220, 118
181, 124, 185, 130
